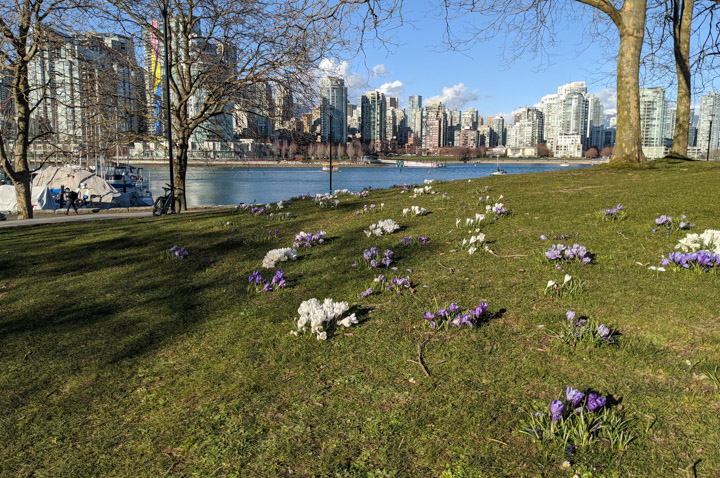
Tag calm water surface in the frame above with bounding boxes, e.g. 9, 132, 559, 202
144, 163, 590, 206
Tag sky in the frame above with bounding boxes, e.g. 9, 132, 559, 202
317, 1, 712, 120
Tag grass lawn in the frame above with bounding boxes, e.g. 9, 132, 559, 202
1, 159, 719, 477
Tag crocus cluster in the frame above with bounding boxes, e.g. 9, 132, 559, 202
261, 247, 298, 268
544, 274, 583, 298
545, 243, 592, 264
292, 230, 326, 248
485, 202, 509, 217
601, 203, 626, 221
362, 247, 394, 268
477, 193, 503, 205
402, 206, 428, 217
675, 229, 720, 254
462, 233, 486, 255
401, 235, 430, 246
353, 190, 370, 198
248, 269, 287, 292
660, 250, 720, 271
364, 219, 400, 237
561, 310, 614, 344
652, 214, 694, 233
550, 387, 608, 422
411, 185, 434, 197
423, 302, 488, 329
355, 203, 384, 215
169, 245, 189, 259
456, 213, 486, 230
295, 298, 357, 340
375, 274, 412, 295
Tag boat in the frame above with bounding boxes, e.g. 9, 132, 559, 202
99, 163, 154, 206
322, 163, 339, 172
560, 161, 570, 167
490, 158, 507, 176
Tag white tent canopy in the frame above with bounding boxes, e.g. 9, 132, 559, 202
32, 166, 122, 205
0, 185, 58, 213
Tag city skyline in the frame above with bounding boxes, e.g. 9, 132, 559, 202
317, 0, 719, 119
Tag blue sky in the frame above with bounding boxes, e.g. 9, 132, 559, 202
317, 2, 711, 119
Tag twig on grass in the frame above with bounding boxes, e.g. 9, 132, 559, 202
438, 262, 455, 272
484, 248, 528, 258
407, 337, 431, 377
618, 230, 628, 239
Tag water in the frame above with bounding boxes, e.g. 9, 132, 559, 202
144, 162, 590, 206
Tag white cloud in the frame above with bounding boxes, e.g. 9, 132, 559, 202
595, 87, 617, 111
317, 58, 368, 94
372, 64, 391, 78
377, 80, 404, 99
428, 83, 479, 110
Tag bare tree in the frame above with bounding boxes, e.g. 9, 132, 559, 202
0, 1, 90, 219
442, 0, 648, 164
585, 146, 599, 158
106, 0, 402, 208
600, 145, 613, 158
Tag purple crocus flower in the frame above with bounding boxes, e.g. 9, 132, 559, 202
597, 324, 611, 339
471, 302, 488, 319
566, 310, 576, 322
539, 234, 547, 240
170, 246, 178, 253
363, 249, 373, 260
370, 247, 379, 256
550, 400, 564, 421
402, 236, 412, 246
587, 393, 607, 412
384, 249, 394, 258
381, 257, 392, 267
437, 308, 448, 318
275, 279, 286, 288
423, 311, 436, 328
565, 386, 585, 407
360, 287, 373, 298
261, 282, 272, 292
370, 259, 379, 268
457, 313, 473, 327
449, 302, 460, 314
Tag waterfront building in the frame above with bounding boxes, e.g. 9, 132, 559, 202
422, 102, 447, 153
320, 76, 347, 144
507, 107, 544, 150
407, 95, 423, 142
461, 108, 479, 130
361, 91, 386, 149
488, 116, 505, 147
455, 129, 480, 148
697, 91, 720, 156
554, 134, 583, 157
541, 81, 589, 154
639, 87, 666, 155
28, 30, 145, 156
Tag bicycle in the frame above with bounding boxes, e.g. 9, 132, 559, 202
152, 184, 183, 216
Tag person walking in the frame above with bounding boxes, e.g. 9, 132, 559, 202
65, 187, 79, 215
58, 185, 65, 209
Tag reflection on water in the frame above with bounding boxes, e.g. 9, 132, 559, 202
144, 163, 590, 206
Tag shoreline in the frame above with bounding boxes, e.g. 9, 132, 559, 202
125, 158, 600, 168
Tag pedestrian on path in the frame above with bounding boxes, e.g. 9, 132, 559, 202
65, 187, 79, 215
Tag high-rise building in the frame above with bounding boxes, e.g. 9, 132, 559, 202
28, 30, 144, 151
639, 87, 665, 149
507, 107, 544, 148
422, 101, 446, 152
697, 91, 720, 155
408, 95, 423, 141
461, 108, 479, 130
320, 76, 347, 143
586, 94, 604, 149
489, 116, 505, 147
540, 81, 589, 154
361, 91, 386, 148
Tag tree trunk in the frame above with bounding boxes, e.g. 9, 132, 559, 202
174, 137, 189, 211
668, 0, 694, 159
12, 64, 34, 219
612, 6, 647, 164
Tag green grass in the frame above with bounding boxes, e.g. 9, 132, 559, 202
1, 159, 720, 476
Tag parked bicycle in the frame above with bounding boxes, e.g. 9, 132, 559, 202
152, 184, 183, 216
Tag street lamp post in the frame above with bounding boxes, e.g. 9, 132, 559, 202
328, 114, 333, 194
707, 115, 714, 162
161, 2, 176, 212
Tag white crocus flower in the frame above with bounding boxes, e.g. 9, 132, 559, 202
468, 247, 477, 255
546, 280, 557, 290
337, 313, 358, 328
316, 331, 327, 340
563, 274, 572, 284
456, 218, 461, 227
